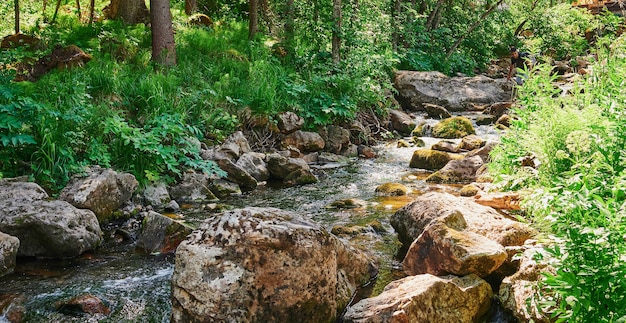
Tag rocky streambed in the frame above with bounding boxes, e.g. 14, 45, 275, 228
0, 71, 557, 322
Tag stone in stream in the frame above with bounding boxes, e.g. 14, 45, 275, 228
0, 178, 102, 259
432, 116, 475, 139
388, 109, 417, 136
171, 207, 377, 323
402, 211, 507, 277
343, 274, 492, 323
409, 149, 462, 171
59, 166, 138, 223
391, 192, 537, 249
0, 231, 19, 277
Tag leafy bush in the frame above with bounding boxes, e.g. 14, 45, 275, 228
489, 35, 626, 322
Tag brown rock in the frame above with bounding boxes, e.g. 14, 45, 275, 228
402, 212, 507, 277
474, 192, 521, 210
171, 207, 377, 323
391, 192, 537, 248
344, 274, 492, 323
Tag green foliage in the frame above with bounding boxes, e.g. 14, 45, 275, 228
102, 113, 225, 184
395, 1, 512, 75
529, 3, 593, 59
489, 34, 626, 321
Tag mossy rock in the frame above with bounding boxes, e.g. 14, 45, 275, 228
326, 198, 368, 209
411, 122, 429, 137
432, 116, 475, 139
409, 149, 460, 171
375, 183, 409, 196
396, 140, 411, 148
411, 137, 426, 147
459, 184, 480, 197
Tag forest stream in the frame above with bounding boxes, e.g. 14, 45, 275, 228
0, 112, 509, 323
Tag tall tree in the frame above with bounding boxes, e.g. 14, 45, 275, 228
89, 0, 96, 24
14, 0, 20, 34
185, 0, 197, 15
332, 0, 342, 64
150, 0, 177, 66
249, 0, 259, 39
105, 0, 149, 24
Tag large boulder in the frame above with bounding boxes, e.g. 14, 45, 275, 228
171, 207, 377, 323
0, 231, 19, 277
0, 181, 102, 258
391, 192, 536, 248
402, 211, 507, 277
343, 274, 492, 323
394, 71, 512, 112
59, 167, 138, 222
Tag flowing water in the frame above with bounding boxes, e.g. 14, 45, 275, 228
0, 112, 512, 322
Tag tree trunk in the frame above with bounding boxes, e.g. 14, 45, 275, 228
445, 0, 505, 59
185, 0, 197, 15
76, 0, 82, 19
392, 0, 402, 51
425, 0, 445, 31
89, 0, 95, 24
249, 0, 258, 40
284, 0, 294, 43
105, 0, 149, 24
332, 0, 342, 64
52, 0, 61, 23
150, 0, 177, 66
259, 0, 275, 36
14, 0, 20, 34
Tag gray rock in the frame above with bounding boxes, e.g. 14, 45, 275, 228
217, 158, 257, 192
0, 231, 19, 277
0, 199, 101, 258
236, 152, 270, 182
394, 71, 512, 111
142, 182, 171, 209
59, 166, 138, 222
169, 171, 218, 203
209, 178, 242, 198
